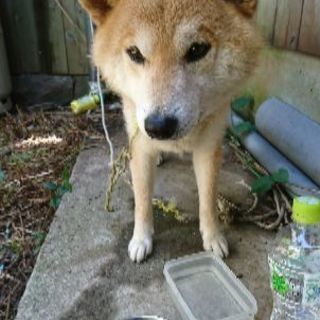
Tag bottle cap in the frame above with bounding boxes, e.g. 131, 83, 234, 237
292, 197, 320, 224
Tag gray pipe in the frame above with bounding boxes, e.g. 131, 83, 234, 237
255, 98, 320, 186
230, 113, 319, 196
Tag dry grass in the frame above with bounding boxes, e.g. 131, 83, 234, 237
0, 108, 104, 319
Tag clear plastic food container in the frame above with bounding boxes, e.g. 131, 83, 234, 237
163, 253, 258, 320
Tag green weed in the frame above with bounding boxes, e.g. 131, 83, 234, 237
44, 167, 73, 209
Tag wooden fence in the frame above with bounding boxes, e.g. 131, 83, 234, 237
0, 0, 89, 75
257, 0, 320, 57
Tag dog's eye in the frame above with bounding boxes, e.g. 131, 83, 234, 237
126, 46, 145, 65
185, 42, 211, 63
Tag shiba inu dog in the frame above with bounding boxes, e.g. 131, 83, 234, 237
80, 0, 261, 263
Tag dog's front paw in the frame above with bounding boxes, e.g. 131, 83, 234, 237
202, 232, 229, 258
128, 235, 153, 263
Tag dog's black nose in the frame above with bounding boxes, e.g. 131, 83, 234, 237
145, 114, 178, 140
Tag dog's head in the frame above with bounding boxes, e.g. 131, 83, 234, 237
80, 0, 261, 140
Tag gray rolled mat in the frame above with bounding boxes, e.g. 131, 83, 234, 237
231, 113, 319, 196
255, 98, 320, 186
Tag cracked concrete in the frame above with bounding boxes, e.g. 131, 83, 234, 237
15, 131, 273, 320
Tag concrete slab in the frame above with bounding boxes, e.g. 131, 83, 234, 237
15, 136, 273, 320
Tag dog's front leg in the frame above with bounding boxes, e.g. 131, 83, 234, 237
128, 135, 157, 263
193, 147, 229, 258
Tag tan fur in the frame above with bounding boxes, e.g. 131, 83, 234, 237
226, 0, 257, 16
80, 0, 262, 263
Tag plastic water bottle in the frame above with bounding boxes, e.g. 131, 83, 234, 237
268, 197, 320, 320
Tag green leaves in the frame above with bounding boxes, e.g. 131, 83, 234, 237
50, 197, 62, 210
44, 167, 73, 209
272, 168, 289, 184
231, 96, 255, 121
0, 167, 6, 184
251, 169, 289, 195
232, 121, 255, 137
231, 95, 256, 138
251, 176, 274, 195
43, 181, 58, 191
61, 167, 72, 192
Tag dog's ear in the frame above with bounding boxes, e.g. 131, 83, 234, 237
79, 0, 119, 25
225, 0, 258, 17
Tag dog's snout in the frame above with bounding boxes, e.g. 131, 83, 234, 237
144, 114, 178, 140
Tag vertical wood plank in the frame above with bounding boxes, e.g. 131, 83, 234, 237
273, 0, 304, 50
33, 0, 52, 74
63, 0, 89, 75
255, 0, 278, 43
10, 0, 42, 73
0, 0, 22, 73
47, 0, 68, 74
298, 0, 320, 56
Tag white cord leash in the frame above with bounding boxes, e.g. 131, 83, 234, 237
89, 18, 115, 166
97, 68, 115, 166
